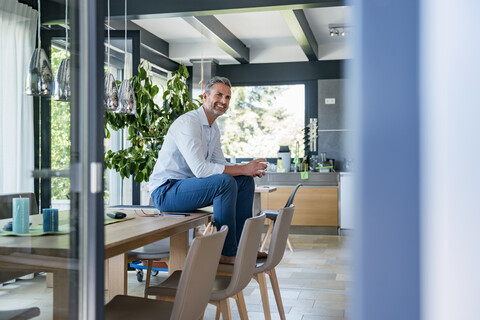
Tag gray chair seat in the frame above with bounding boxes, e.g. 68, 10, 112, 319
127, 239, 170, 260
0, 307, 40, 320
105, 295, 173, 320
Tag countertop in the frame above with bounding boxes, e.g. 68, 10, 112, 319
254, 171, 340, 186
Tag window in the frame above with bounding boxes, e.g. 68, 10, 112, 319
218, 84, 305, 159
50, 45, 71, 210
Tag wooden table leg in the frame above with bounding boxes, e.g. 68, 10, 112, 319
253, 192, 261, 216
53, 270, 70, 320
168, 230, 189, 274
106, 253, 127, 301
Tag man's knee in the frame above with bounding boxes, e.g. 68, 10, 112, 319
216, 174, 237, 191
234, 175, 254, 191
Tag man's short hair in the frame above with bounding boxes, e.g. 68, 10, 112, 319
205, 76, 231, 93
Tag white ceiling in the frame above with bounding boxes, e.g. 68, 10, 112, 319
131, 6, 353, 66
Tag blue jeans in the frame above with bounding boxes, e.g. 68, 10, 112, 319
150, 174, 255, 256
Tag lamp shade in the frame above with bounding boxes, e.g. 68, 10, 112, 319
25, 48, 54, 96
53, 58, 70, 101
104, 73, 119, 111
116, 79, 136, 114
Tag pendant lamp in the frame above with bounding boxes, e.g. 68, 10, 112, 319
104, 0, 119, 111
26, 0, 53, 96
116, 0, 136, 114
53, 0, 70, 101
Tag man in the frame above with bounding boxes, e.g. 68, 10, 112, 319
149, 76, 267, 264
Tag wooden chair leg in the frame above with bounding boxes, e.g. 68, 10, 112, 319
260, 220, 274, 252
203, 222, 213, 236
144, 260, 153, 297
215, 305, 221, 320
286, 235, 294, 252
234, 291, 249, 320
267, 268, 286, 320
253, 273, 271, 320
219, 299, 232, 320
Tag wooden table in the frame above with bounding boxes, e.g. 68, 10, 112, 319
103, 208, 211, 300
0, 208, 211, 319
254, 186, 277, 215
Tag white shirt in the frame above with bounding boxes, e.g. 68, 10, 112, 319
148, 107, 230, 196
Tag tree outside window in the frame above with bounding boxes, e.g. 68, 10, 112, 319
218, 84, 305, 159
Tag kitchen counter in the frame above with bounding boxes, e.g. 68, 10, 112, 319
255, 172, 345, 233
254, 172, 339, 186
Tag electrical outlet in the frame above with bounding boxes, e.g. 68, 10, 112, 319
325, 98, 336, 105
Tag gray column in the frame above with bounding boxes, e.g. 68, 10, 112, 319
190, 59, 218, 98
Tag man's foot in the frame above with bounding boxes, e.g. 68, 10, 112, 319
257, 251, 268, 259
219, 255, 235, 265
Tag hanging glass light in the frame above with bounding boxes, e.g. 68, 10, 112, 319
104, 0, 119, 111
25, 0, 53, 96
53, 0, 70, 101
116, 0, 136, 115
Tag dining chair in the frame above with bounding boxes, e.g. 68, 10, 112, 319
0, 307, 40, 319
105, 225, 228, 320
127, 239, 170, 295
0, 192, 38, 219
145, 214, 266, 320
0, 193, 39, 285
218, 205, 295, 320
259, 183, 301, 252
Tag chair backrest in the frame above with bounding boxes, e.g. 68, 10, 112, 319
256, 205, 295, 273
284, 183, 302, 207
218, 214, 265, 298
170, 226, 228, 320
0, 193, 38, 219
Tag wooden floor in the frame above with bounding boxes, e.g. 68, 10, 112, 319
0, 234, 352, 320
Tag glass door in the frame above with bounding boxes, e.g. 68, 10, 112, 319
0, 0, 104, 318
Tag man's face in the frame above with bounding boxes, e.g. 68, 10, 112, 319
203, 83, 231, 119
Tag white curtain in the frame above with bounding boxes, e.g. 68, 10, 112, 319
0, 0, 37, 194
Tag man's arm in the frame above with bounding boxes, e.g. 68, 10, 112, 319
223, 158, 267, 177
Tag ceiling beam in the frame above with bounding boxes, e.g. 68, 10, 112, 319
107, 22, 178, 71
217, 59, 345, 84
183, 16, 249, 64
140, 46, 180, 72
281, 9, 319, 61
106, 0, 345, 20
109, 20, 169, 57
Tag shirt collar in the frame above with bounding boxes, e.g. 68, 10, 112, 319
197, 106, 211, 127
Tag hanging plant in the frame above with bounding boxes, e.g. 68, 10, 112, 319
104, 62, 200, 183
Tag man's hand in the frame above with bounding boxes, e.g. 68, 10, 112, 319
223, 158, 268, 177
245, 158, 268, 177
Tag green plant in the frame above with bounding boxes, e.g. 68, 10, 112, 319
104, 62, 200, 183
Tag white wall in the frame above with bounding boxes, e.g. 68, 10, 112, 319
420, 1, 480, 319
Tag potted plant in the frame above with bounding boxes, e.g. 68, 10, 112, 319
104, 62, 200, 183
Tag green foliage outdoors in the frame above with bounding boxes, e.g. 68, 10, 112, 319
218, 85, 305, 158
50, 47, 70, 200
104, 62, 200, 184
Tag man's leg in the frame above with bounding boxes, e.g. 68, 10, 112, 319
233, 175, 255, 243
151, 174, 239, 256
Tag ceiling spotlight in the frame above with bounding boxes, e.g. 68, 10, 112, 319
328, 24, 352, 37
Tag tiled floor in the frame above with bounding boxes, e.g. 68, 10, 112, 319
0, 234, 352, 320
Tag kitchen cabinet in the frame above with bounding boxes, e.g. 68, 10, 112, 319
260, 186, 338, 227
